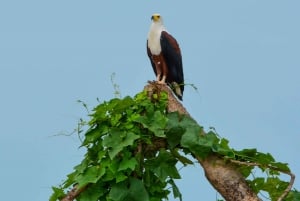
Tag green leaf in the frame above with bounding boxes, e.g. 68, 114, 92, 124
103, 129, 139, 159
126, 178, 149, 201
256, 152, 275, 165
166, 113, 198, 149
49, 187, 65, 201
146, 150, 180, 181
118, 157, 138, 171
111, 113, 122, 126
166, 112, 181, 126
249, 177, 265, 193
179, 115, 200, 129
170, 149, 193, 165
270, 161, 290, 172
109, 158, 120, 174
285, 190, 300, 201
248, 176, 290, 200
82, 127, 100, 145
77, 183, 106, 201
236, 148, 258, 158
168, 179, 182, 201
109, 178, 149, 201
264, 177, 289, 200
165, 125, 185, 149
109, 182, 129, 201
212, 138, 235, 158
113, 96, 135, 114
181, 125, 211, 158
116, 172, 128, 183
63, 171, 77, 188
76, 166, 106, 188
135, 110, 167, 137
92, 103, 110, 123
238, 165, 254, 178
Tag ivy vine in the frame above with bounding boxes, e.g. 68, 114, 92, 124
50, 90, 299, 201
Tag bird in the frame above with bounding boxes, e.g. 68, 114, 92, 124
147, 13, 184, 100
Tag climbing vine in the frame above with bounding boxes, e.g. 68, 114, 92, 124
50, 89, 299, 201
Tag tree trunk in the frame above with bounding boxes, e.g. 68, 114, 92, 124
198, 155, 261, 201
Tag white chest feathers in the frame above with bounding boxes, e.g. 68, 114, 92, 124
147, 23, 166, 55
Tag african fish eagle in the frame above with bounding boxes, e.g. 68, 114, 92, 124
147, 13, 184, 100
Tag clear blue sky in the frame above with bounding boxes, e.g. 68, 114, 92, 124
0, 1, 299, 200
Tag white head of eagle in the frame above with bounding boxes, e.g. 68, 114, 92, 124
147, 13, 184, 101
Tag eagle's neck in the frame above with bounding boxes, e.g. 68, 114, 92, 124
147, 22, 166, 55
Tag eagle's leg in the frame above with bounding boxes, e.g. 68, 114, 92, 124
156, 74, 161, 82
157, 75, 166, 84
154, 58, 162, 83
157, 58, 167, 84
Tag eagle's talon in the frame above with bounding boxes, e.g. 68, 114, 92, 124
156, 80, 166, 84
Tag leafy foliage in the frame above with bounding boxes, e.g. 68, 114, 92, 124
50, 90, 298, 201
